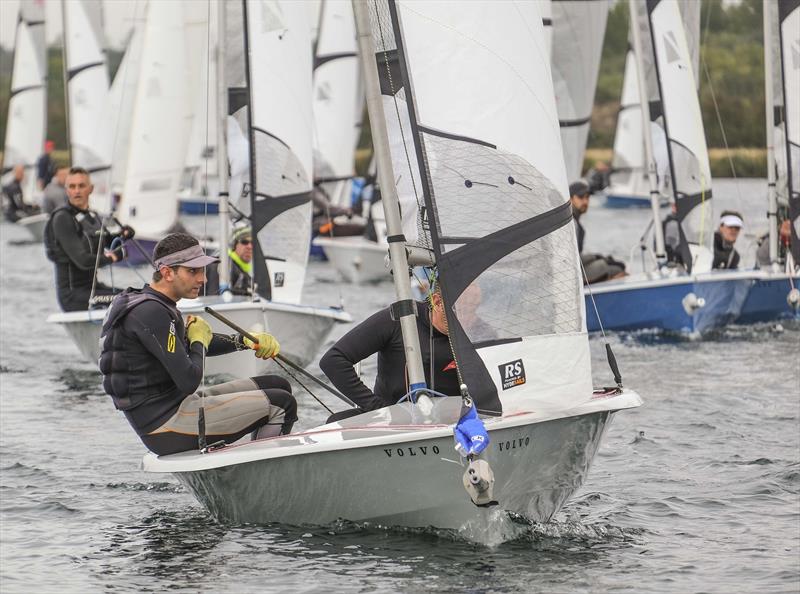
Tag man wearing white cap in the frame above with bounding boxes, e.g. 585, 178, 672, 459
98, 232, 297, 455
713, 210, 744, 269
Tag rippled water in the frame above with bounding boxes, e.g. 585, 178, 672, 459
1, 179, 798, 592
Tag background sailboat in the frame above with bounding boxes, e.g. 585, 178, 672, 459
2, 0, 47, 239
584, 0, 799, 334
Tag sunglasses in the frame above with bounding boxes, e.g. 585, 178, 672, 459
238, 239, 252, 246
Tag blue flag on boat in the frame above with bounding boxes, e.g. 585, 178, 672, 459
454, 404, 489, 457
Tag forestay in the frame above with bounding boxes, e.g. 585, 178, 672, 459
647, 0, 713, 268
63, 0, 112, 211
117, 1, 192, 238
1, 0, 46, 204
367, 0, 591, 416
244, 0, 313, 304
551, 0, 609, 181
778, 0, 800, 265
312, 0, 363, 207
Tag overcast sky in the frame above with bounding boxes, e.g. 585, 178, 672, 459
1, 0, 139, 51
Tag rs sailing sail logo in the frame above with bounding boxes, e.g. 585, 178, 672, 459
499, 359, 526, 390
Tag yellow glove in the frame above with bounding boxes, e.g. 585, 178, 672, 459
185, 315, 213, 349
244, 332, 280, 359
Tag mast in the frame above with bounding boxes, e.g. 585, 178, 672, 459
352, 0, 426, 391
61, 0, 72, 166
629, 0, 665, 262
216, 0, 230, 287
763, 0, 779, 269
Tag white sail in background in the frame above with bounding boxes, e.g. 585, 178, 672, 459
312, 0, 362, 207
649, 0, 713, 263
608, 0, 701, 202
1, 0, 46, 205
778, 0, 800, 265
370, 0, 590, 415
551, 0, 609, 180
181, 2, 219, 197
245, 0, 313, 304
63, 0, 112, 211
116, 1, 192, 238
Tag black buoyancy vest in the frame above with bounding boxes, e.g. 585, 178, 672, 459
44, 205, 104, 264
99, 288, 179, 412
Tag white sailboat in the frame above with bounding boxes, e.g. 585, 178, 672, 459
3, 0, 47, 240
48, 0, 351, 376
585, 0, 799, 334
63, 0, 113, 214
605, 0, 699, 207
551, 0, 609, 181
143, 0, 642, 532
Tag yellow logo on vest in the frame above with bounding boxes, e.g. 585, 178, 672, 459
167, 321, 176, 353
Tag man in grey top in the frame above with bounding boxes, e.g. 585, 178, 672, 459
42, 166, 69, 213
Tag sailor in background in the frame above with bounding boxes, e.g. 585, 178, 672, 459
712, 211, 743, 270
36, 139, 57, 191
41, 166, 69, 214
43, 167, 133, 311
570, 180, 626, 284
99, 232, 297, 455
756, 217, 792, 269
204, 226, 253, 296
2, 164, 37, 222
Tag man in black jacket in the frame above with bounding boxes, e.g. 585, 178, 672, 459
99, 232, 297, 455
319, 287, 461, 422
570, 180, 626, 283
712, 211, 743, 270
43, 167, 133, 311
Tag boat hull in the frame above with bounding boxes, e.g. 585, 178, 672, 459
143, 390, 642, 531
585, 270, 800, 333
47, 297, 351, 375
312, 236, 389, 284
603, 193, 652, 208
16, 213, 48, 242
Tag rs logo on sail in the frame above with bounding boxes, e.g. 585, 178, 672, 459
499, 359, 526, 390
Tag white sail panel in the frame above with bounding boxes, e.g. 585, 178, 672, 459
650, 0, 713, 255
551, 0, 609, 180
677, 0, 701, 87
312, 0, 362, 207
2, 1, 46, 204
117, 1, 191, 238
63, 0, 113, 210
372, 0, 591, 415
247, 0, 313, 304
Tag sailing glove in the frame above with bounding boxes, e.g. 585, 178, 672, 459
454, 404, 489, 457
244, 332, 280, 359
186, 315, 213, 349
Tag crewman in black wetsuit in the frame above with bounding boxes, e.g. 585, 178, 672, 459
99, 232, 298, 456
712, 211, 743, 270
43, 167, 134, 311
569, 179, 626, 283
319, 285, 462, 423
2, 164, 38, 222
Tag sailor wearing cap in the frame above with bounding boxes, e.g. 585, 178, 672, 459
99, 232, 297, 455
713, 210, 743, 270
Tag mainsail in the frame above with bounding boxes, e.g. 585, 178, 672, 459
243, 0, 313, 304
1, 0, 46, 204
777, 0, 800, 265
609, 0, 700, 203
63, 0, 112, 210
551, 0, 609, 180
367, 0, 591, 416
116, 0, 192, 238
312, 0, 363, 207
647, 0, 713, 267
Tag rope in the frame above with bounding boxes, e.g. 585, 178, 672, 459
273, 358, 333, 415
